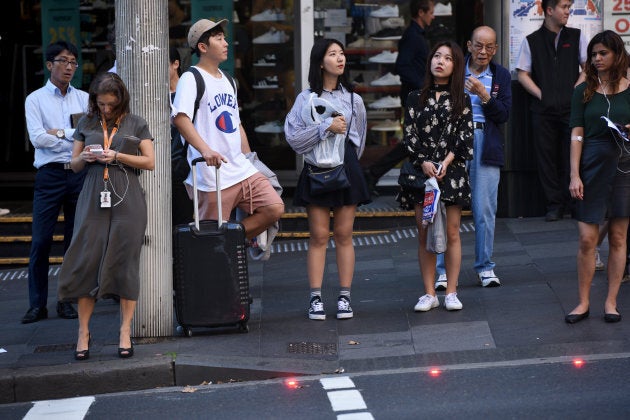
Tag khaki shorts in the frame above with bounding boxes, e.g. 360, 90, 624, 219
186, 172, 282, 221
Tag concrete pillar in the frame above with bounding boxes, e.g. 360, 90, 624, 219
116, 0, 173, 337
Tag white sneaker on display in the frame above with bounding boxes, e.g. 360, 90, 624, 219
414, 294, 439, 312
368, 50, 398, 63
380, 17, 405, 28
0, 208, 9, 216
370, 72, 401, 86
251, 8, 285, 22
254, 121, 284, 133
434, 2, 453, 16
253, 28, 289, 44
368, 96, 401, 109
370, 119, 401, 132
370, 5, 399, 18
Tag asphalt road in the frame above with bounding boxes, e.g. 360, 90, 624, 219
4, 354, 630, 420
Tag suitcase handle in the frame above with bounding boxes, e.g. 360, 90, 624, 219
191, 157, 222, 231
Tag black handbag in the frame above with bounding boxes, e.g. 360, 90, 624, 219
307, 164, 351, 195
307, 93, 354, 195
398, 160, 427, 190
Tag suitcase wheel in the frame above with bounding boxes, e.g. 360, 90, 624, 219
238, 321, 249, 333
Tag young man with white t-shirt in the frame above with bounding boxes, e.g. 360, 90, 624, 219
173, 19, 284, 240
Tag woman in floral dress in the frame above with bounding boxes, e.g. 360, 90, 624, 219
397, 40, 473, 312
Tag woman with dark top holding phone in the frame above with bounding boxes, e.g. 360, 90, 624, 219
58, 72, 155, 359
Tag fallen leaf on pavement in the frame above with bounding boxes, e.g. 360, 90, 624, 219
181, 386, 197, 393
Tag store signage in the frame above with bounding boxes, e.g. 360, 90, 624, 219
603, 0, 630, 52
41, 0, 82, 85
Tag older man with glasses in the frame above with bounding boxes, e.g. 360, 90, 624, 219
435, 26, 512, 290
22, 41, 89, 324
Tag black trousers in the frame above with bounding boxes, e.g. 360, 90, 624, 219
531, 113, 571, 213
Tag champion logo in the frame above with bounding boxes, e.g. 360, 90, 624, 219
215, 110, 238, 133
561, 43, 571, 48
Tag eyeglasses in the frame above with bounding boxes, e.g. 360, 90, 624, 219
52, 58, 79, 68
472, 43, 497, 53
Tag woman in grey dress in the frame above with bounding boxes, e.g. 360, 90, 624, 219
58, 73, 155, 360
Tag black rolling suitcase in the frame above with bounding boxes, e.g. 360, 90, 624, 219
173, 157, 250, 336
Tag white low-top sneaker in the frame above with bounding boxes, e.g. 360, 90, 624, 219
478, 270, 501, 287
434, 2, 453, 16
444, 293, 463, 311
435, 273, 447, 291
368, 95, 401, 109
370, 119, 401, 132
414, 294, 439, 312
368, 50, 398, 63
370, 5, 399, 18
370, 72, 401, 86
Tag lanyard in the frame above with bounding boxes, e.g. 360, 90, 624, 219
100, 116, 121, 181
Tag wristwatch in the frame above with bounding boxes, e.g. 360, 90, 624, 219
56, 129, 65, 139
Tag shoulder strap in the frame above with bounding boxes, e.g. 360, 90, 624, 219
223, 72, 237, 95
188, 66, 205, 124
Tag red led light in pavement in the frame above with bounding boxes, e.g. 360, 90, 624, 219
285, 378, 300, 388
429, 368, 441, 377
573, 358, 585, 368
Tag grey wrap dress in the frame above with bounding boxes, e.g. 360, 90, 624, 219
58, 114, 153, 302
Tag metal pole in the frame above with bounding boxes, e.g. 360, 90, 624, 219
116, 0, 173, 337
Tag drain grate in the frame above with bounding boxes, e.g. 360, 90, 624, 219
34, 343, 75, 353
287, 341, 337, 355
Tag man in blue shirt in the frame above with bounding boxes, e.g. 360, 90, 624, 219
436, 26, 512, 290
22, 41, 89, 324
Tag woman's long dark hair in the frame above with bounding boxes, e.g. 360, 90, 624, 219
419, 40, 467, 120
308, 38, 354, 96
583, 30, 629, 103
87, 72, 131, 122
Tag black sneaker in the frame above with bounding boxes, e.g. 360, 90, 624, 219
309, 296, 326, 320
336, 296, 353, 319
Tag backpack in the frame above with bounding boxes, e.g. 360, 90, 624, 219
171, 67, 237, 183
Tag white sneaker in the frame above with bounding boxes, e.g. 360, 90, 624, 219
380, 17, 405, 28
253, 76, 279, 89
252, 28, 289, 44
434, 2, 453, 16
368, 50, 398, 63
595, 249, 605, 271
370, 5, 399, 18
368, 95, 401, 109
253, 54, 277, 67
0, 208, 9, 216
414, 294, 439, 312
370, 119, 401, 132
254, 121, 284, 133
435, 273, 447, 291
370, 72, 401, 86
478, 270, 501, 287
444, 293, 463, 311
251, 8, 285, 22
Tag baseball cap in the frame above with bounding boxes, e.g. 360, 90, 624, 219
188, 19, 228, 50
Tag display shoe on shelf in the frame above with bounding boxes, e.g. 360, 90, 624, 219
253, 76, 279, 89
371, 27, 403, 40
380, 17, 405, 28
253, 27, 290, 44
368, 50, 398, 63
368, 96, 401, 109
251, 8, 285, 22
370, 72, 401, 86
254, 120, 284, 133
370, 119, 402, 131
253, 53, 277, 67
434, 2, 453, 16
370, 5, 399, 18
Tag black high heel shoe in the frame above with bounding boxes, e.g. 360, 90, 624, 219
118, 337, 134, 359
74, 333, 92, 361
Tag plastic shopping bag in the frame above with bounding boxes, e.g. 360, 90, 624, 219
421, 177, 441, 226
426, 201, 447, 254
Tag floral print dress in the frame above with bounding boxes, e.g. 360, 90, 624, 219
397, 89, 474, 210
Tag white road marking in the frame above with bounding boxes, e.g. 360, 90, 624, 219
337, 413, 375, 420
23, 396, 94, 420
326, 390, 367, 412
320, 376, 355, 390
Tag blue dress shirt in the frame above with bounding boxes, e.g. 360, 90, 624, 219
24, 80, 89, 168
